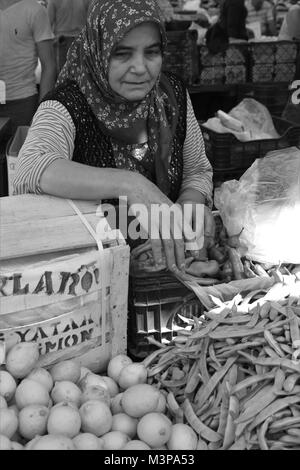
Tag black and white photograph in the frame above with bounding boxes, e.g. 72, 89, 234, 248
0, 0, 300, 455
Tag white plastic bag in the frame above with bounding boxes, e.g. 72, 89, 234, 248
214, 147, 300, 264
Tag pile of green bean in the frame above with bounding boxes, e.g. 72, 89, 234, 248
144, 275, 300, 450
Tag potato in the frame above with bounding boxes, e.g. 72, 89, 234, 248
102, 431, 130, 450
79, 400, 112, 437
0, 408, 18, 438
118, 363, 147, 390
27, 367, 54, 393
107, 354, 132, 383
0, 370, 16, 402
50, 360, 81, 384
19, 405, 49, 440
137, 412, 172, 448
167, 423, 198, 450
121, 384, 160, 418
15, 379, 50, 409
73, 433, 102, 450
29, 434, 75, 450
51, 380, 82, 407
5, 342, 39, 379
47, 402, 81, 438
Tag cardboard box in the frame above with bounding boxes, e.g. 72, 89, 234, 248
0, 194, 130, 372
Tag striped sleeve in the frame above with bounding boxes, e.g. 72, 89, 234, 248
13, 101, 75, 195
179, 91, 213, 206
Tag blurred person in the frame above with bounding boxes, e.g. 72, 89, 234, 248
47, 0, 91, 72
278, 4, 300, 40
219, 0, 249, 41
280, 5, 300, 124
245, 0, 277, 36
0, 0, 56, 133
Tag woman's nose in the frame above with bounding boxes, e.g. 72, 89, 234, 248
130, 53, 147, 73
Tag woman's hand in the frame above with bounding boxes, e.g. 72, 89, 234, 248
177, 199, 216, 260
127, 174, 197, 273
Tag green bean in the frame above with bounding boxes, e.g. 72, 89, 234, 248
257, 417, 272, 450
283, 373, 299, 392
236, 386, 276, 424
264, 330, 285, 357
183, 399, 222, 443
249, 395, 300, 431
194, 356, 237, 409
231, 371, 275, 395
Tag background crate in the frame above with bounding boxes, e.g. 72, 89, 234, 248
274, 63, 296, 83
225, 44, 248, 65
225, 65, 247, 84
200, 116, 300, 171
163, 29, 199, 85
199, 45, 225, 67
275, 41, 298, 63
249, 41, 275, 64
128, 273, 203, 359
200, 66, 225, 85
251, 63, 274, 82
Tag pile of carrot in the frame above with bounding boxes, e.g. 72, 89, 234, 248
143, 273, 300, 450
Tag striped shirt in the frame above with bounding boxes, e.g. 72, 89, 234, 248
13, 91, 213, 205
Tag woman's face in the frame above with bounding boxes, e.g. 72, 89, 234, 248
108, 22, 163, 101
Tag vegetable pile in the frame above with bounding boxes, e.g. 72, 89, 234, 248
144, 271, 300, 450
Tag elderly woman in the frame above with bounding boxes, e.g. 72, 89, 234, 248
14, 0, 214, 275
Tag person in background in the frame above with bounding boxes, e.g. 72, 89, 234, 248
245, 0, 277, 36
0, 0, 56, 133
47, 0, 91, 72
278, 4, 300, 40
280, 5, 300, 124
219, 0, 249, 41
156, 0, 175, 22
13, 0, 214, 274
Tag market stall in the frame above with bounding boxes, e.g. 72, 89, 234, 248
1, 144, 300, 449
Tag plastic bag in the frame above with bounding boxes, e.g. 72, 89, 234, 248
214, 147, 300, 264
203, 98, 279, 142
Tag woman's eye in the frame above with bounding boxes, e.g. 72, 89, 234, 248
146, 48, 161, 57
112, 51, 130, 59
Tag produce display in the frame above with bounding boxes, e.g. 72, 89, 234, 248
1, 262, 299, 450
144, 271, 300, 450
0, 345, 199, 450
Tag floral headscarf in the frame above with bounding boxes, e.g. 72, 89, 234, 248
57, 0, 178, 194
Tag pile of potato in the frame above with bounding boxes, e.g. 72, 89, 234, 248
0, 342, 198, 450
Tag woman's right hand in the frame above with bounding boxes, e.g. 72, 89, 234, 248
127, 174, 197, 274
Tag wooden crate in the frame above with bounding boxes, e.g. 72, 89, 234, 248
0, 194, 130, 372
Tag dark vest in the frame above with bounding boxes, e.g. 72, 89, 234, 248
42, 73, 187, 203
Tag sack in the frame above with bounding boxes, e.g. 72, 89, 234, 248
214, 147, 300, 264
205, 22, 229, 55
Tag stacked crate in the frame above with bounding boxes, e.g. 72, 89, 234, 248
163, 29, 199, 85
249, 40, 299, 83
198, 44, 248, 85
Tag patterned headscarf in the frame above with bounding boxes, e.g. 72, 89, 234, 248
57, 0, 178, 194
